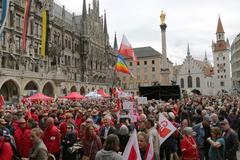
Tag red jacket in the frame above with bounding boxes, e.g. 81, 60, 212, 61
13, 126, 24, 151
19, 128, 32, 158
0, 139, 13, 160
59, 122, 67, 139
180, 135, 199, 160
43, 125, 60, 153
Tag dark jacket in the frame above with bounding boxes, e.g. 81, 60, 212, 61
62, 132, 77, 160
99, 126, 116, 144
223, 129, 239, 160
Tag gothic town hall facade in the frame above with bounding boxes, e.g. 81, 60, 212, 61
0, 0, 117, 103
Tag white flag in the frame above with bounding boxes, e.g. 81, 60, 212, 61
158, 113, 177, 145
122, 129, 141, 160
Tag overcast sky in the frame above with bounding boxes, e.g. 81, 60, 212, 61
56, 0, 240, 64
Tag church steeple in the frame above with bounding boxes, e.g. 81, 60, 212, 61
216, 16, 225, 41
113, 32, 118, 51
204, 51, 208, 64
104, 10, 109, 45
104, 10, 108, 34
187, 43, 190, 56
82, 0, 87, 19
216, 16, 224, 33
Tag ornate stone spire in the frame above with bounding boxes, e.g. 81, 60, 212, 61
187, 43, 190, 56
104, 10, 108, 34
82, 0, 87, 19
113, 32, 118, 51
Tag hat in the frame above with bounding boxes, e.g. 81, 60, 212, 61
17, 118, 26, 123
203, 115, 211, 123
0, 119, 7, 125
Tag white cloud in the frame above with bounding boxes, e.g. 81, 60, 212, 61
56, 0, 240, 64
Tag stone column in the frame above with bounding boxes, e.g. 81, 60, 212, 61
160, 16, 170, 85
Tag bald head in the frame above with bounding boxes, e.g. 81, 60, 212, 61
46, 117, 54, 127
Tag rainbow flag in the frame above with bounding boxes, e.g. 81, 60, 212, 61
115, 55, 130, 74
22, 0, 32, 52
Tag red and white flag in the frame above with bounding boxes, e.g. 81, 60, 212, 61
144, 135, 154, 160
119, 35, 138, 63
158, 113, 177, 145
122, 129, 141, 160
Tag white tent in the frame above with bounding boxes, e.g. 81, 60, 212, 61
85, 91, 102, 99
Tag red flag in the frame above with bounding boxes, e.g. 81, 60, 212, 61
122, 129, 141, 160
0, 95, 5, 108
116, 98, 121, 111
119, 35, 138, 63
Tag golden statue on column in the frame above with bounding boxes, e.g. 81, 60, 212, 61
160, 10, 166, 24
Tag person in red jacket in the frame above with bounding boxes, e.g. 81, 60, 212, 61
43, 117, 61, 160
13, 117, 33, 158
180, 127, 199, 160
0, 130, 13, 160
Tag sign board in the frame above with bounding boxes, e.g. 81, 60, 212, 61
137, 97, 148, 104
123, 101, 133, 110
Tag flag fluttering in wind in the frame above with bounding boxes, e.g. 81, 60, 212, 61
115, 55, 130, 74
119, 35, 138, 63
122, 129, 141, 160
0, 0, 10, 36
22, 0, 32, 51
144, 135, 154, 160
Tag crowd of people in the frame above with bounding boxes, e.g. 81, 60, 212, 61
0, 94, 240, 160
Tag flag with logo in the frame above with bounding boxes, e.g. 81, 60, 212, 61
158, 113, 177, 145
122, 129, 141, 160
119, 35, 138, 63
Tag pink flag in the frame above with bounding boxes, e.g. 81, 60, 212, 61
119, 35, 138, 63
122, 129, 141, 160
144, 135, 154, 160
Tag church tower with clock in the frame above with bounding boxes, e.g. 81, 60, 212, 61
212, 16, 232, 95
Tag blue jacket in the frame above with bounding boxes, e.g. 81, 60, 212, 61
192, 123, 205, 149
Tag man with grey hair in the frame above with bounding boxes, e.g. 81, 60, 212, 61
99, 115, 116, 144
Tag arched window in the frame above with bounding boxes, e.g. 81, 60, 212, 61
180, 78, 184, 88
196, 77, 200, 88
187, 76, 192, 88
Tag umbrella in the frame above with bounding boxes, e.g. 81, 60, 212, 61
64, 92, 84, 100
27, 93, 53, 101
97, 89, 110, 98
85, 91, 102, 99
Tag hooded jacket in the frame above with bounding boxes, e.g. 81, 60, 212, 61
95, 149, 122, 160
